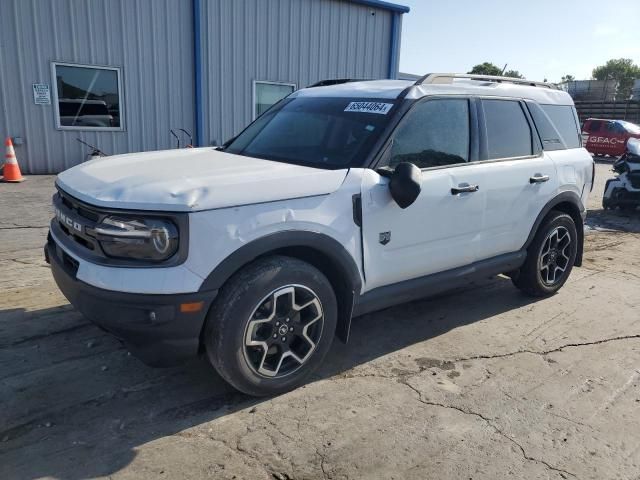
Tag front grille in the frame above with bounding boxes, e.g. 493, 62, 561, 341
53, 190, 103, 254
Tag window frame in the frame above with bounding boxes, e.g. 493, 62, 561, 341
51, 61, 124, 132
375, 95, 478, 172
252, 80, 296, 120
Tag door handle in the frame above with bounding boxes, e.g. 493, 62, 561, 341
451, 184, 479, 195
529, 174, 550, 184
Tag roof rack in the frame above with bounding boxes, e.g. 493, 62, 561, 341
413, 73, 558, 90
307, 78, 368, 88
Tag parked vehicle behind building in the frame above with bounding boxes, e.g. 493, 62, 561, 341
46, 74, 594, 396
582, 118, 640, 157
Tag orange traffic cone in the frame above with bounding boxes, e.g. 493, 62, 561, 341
2, 137, 24, 182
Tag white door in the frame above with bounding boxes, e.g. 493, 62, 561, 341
474, 99, 559, 260
360, 97, 485, 291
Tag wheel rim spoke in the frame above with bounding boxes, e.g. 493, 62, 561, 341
243, 284, 324, 378
538, 226, 572, 286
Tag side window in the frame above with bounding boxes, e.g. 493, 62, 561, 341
388, 98, 470, 169
589, 120, 602, 132
527, 102, 565, 151
607, 122, 626, 134
482, 100, 533, 159
540, 104, 581, 149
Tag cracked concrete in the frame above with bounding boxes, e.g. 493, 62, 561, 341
1, 163, 639, 479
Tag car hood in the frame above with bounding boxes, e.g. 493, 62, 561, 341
56, 148, 349, 211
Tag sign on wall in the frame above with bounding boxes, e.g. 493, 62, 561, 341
32, 83, 51, 105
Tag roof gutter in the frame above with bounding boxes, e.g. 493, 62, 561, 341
348, 0, 410, 14
192, 0, 203, 147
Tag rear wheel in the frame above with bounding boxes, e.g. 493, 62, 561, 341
512, 211, 577, 297
204, 256, 337, 396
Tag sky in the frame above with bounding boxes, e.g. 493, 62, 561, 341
398, 0, 640, 83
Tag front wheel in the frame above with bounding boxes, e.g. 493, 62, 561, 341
204, 256, 337, 396
512, 211, 578, 297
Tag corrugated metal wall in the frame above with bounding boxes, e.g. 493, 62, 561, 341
0, 0, 194, 174
198, 0, 395, 147
0, 0, 400, 173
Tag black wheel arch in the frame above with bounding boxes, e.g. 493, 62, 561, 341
198, 230, 362, 343
523, 191, 585, 267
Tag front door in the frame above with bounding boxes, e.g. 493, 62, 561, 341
360, 97, 485, 291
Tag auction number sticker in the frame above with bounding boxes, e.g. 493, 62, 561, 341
344, 102, 393, 115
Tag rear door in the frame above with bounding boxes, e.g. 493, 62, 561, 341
473, 98, 559, 261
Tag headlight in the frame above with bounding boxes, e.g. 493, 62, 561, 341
94, 216, 179, 261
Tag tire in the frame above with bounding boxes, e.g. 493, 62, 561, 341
512, 211, 578, 297
204, 255, 337, 396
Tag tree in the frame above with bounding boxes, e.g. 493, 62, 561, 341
468, 62, 502, 76
503, 70, 524, 79
592, 58, 640, 99
561, 74, 575, 83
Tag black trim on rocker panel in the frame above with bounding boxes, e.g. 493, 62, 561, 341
522, 191, 585, 267
353, 251, 526, 317
199, 230, 363, 343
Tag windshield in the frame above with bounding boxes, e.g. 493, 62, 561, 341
225, 97, 397, 168
620, 121, 640, 134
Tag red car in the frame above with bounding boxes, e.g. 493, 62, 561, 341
582, 118, 640, 157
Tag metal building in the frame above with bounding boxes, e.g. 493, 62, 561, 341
0, 0, 409, 174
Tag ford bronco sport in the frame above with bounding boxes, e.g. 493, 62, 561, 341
46, 74, 594, 396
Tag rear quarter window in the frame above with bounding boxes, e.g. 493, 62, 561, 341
527, 102, 565, 151
541, 105, 581, 148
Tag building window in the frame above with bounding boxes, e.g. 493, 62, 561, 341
52, 62, 123, 130
253, 81, 296, 119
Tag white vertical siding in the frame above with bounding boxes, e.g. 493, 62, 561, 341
199, 0, 394, 147
0, 0, 194, 174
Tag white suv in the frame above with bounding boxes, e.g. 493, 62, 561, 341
46, 74, 594, 396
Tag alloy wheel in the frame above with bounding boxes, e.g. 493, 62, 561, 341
243, 285, 324, 378
538, 226, 572, 286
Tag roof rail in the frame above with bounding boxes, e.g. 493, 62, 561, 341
414, 73, 558, 90
307, 78, 368, 88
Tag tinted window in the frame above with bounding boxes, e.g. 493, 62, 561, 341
606, 122, 626, 134
540, 105, 581, 148
587, 120, 602, 132
527, 103, 565, 151
54, 64, 121, 129
226, 97, 394, 169
483, 100, 532, 159
388, 99, 470, 169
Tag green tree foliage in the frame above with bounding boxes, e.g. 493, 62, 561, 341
468, 62, 503, 76
592, 58, 640, 99
503, 70, 524, 79
561, 74, 575, 83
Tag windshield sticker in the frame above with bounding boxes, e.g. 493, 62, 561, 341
344, 102, 393, 115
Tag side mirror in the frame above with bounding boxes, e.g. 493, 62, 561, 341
388, 162, 422, 209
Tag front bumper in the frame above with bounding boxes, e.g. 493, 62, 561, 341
45, 236, 217, 367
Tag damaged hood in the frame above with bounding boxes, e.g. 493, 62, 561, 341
56, 148, 349, 211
